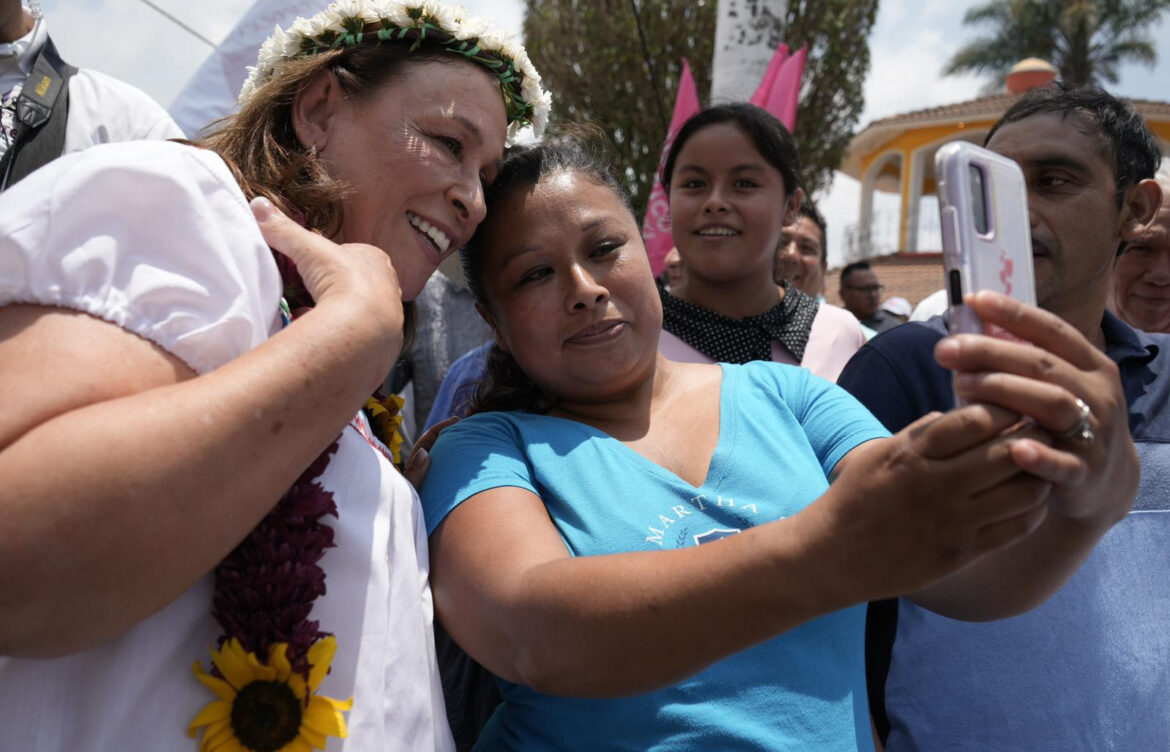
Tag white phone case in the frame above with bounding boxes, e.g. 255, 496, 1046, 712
935, 141, 1037, 336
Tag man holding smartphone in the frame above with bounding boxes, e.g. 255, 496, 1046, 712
838, 84, 1170, 751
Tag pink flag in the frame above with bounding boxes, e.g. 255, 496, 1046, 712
759, 44, 808, 131
749, 43, 788, 108
642, 59, 700, 275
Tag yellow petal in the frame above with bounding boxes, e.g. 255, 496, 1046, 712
214, 737, 247, 752
305, 636, 337, 692
187, 700, 231, 736
245, 648, 278, 681
201, 720, 237, 752
213, 639, 257, 691
298, 724, 328, 749
288, 672, 307, 700
318, 694, 353, 712
269, 642, 293, 681
302, 695, 348, 737
193, 662, 238, 702
365, 398, 388, 419
277, 737, 315, 752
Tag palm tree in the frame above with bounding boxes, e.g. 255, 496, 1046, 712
944, 0, 1169, 90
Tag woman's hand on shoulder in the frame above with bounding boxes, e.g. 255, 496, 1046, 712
252, 197, 404, 374
404, 416, 459, 488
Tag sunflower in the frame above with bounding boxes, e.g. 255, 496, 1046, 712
364, 393, 406, 465
188, 637, 353, 752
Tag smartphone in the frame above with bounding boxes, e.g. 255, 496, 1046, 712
935, 141, 1036, 337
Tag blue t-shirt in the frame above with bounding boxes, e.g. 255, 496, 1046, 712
838, 312, 1170, 752
421, 361, 889, 751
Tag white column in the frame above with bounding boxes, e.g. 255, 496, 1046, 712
905, 148, 926, 251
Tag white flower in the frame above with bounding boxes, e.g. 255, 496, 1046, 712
499, 41, 523, 65
450, 16, 486, 42
319, 8, 348, 35
238, 0, 552, 137
381, 4, 412, 25
530, 89, 552, 138
325, 0, 372, 28
239, 70, 258, 102
288, 16, 315, 38
419, 0, 457, 30
280, 26, 303, 58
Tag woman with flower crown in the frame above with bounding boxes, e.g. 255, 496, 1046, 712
0, 2, 548, 750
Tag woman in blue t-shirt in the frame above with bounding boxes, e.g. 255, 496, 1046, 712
418, 144, 1137, 751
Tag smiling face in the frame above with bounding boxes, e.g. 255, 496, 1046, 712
477, 171, 661, 405
776, 215, 826, 296
1113, 182, 1170, 332
300, 59, 507, 300
984, 111, 1126, 317
667, 123, 799, 289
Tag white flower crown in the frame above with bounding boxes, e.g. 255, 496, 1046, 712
239, 0, 551, 142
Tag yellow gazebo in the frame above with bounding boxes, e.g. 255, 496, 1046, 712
840, 60, 1170, 254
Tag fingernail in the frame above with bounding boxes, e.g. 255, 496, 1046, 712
936, 338, 959, 361
409, 446, 428, 469
250, 196, 276, 221
1014, 439, 1039, 463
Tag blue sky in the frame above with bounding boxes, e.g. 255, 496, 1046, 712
40, 0, 1170, 265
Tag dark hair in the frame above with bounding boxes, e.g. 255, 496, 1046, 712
840, 260, 872, 287
985, 82, 1161, 207
661, 103, 802, 199
795, 196, 828, 265
460, 142, 634, 415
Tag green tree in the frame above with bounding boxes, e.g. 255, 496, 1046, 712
784, 0, 880, 196
521, 0, 878, 213
944, 0, 1170, 90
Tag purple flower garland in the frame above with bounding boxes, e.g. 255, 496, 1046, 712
212, 440, 340, 675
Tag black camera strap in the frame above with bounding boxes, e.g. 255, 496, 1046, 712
0, 34, 77, 191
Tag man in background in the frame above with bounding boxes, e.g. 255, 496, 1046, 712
775, 198, 828, 299
839, 260, 900, 335
1110, 167, 1170, 333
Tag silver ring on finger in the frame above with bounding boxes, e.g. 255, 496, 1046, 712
1055, 397, 1094, 445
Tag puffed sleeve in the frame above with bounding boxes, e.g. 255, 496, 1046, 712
0, 140, 281, 373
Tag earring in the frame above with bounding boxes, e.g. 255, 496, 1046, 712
307, 144, 318, 159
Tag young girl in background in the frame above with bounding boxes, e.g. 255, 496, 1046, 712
660, 103, 864, 381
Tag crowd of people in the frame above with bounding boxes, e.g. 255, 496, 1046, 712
0, 1, 1167, 751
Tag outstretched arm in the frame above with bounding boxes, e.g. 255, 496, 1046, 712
429, 403, 1049, 698
0, 203, 404, 657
